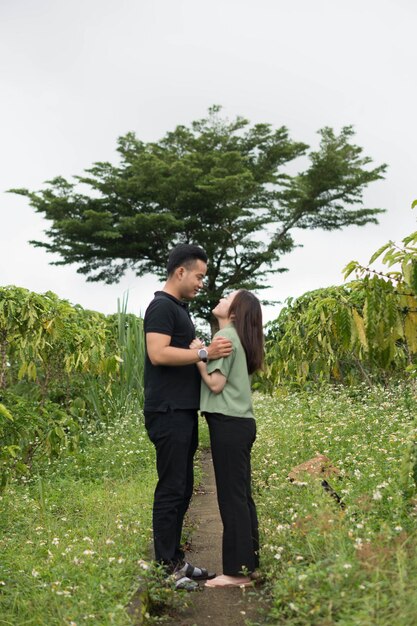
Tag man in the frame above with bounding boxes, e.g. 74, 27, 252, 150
144, 243, 233, 590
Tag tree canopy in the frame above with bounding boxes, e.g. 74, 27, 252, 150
10, 106, 387, 327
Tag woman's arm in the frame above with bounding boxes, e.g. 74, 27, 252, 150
190, 338, 227, 394
196, 361, 227, 394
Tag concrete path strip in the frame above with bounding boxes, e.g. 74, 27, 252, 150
164, 448, 268, 626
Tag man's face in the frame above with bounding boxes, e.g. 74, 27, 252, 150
178, 259, 207, 300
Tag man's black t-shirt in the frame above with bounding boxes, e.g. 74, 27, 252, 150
144, 291, 200, 412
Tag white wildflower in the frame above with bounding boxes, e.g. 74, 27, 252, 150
276, 524, 289, 532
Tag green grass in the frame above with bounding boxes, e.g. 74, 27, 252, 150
2, 383, 417, 625
252, 383, 417, 625
0, 412, 156, 626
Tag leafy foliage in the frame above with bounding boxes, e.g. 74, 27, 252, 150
10, 106, 386, 326
0, 286, 145, 490
261, 202, 417, 389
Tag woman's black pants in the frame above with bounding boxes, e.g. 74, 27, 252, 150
205, 412, 259, 576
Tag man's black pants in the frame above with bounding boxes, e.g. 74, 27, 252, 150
144, 408, 198, 570
205, 412, 259, 576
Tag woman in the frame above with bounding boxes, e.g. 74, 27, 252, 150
190, 289, 264, 588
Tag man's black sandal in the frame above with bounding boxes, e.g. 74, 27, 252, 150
182, 562, 216, 581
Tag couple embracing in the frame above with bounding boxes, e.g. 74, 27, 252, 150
144, 244, 263, 591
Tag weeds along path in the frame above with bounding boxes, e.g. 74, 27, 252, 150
162, 448, 267, 626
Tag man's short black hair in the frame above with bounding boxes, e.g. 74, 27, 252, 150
167, 244, 208, 276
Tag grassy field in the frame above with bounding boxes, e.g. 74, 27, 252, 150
0, 413, 157, 625
1, 383, 417, 625
251, 384, 417, 625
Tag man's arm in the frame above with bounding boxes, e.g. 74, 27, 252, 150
146, 333, 233, 367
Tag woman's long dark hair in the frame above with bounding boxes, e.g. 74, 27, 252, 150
228, 290, 264, 375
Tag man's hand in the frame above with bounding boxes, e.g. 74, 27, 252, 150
207, 336, 233, 360
189, 336, 233, 360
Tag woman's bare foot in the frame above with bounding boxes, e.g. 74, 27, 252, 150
204, 574, 252, 588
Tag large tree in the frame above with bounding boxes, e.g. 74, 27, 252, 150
11, 106, 387, 330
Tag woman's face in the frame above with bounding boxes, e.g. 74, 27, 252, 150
212, 291, 239, 320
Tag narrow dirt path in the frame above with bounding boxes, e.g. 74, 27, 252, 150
163, 448, 268, 626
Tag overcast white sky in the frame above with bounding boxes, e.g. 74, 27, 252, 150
1, 0, 416, 324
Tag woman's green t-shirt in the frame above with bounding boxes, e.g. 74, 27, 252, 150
200, 324, 254, 419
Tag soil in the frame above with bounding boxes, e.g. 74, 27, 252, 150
162, 448, 269, 626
